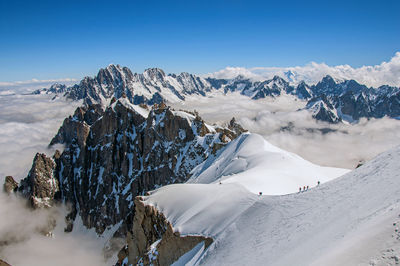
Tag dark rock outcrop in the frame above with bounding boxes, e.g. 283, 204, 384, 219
122, 196, 213, 265
306, 95, 341, 124
18, 153, 59, 209
3, 176, 18, 194
50, 104, 103, 146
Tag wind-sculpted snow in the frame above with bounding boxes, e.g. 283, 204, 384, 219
142, 144, 400, 265
144, 183, 258, 237
189, 133, 349, 195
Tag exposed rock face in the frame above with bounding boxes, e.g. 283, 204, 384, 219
123, 196, 213, 265
306, 95, 342, 124
305, 77, 400, 123
63, 64, 213, 106
18, 153, 59, 209
0, 259, 11, 266
32, 83, 68, 95
49, 104, 103, 146
3, 176, 18, 194
49, 99, 241, 236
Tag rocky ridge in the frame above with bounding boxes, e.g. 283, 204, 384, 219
62, 64, 212, 106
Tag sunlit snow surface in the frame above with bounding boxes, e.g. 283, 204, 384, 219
144, 144, 400, 265
189, 133, 348, 195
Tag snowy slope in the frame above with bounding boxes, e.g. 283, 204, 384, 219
143, 144, 400, 265
189, 133, 348, 195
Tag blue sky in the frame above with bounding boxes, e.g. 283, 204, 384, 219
0, 0, 399, 81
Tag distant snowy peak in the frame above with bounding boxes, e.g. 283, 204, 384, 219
62, 64, 213, 106
306, 95, 342, 124
32, 82, 68, 95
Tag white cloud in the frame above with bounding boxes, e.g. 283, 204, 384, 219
0, 192, 107, 266
0, 94, 81, 180
207, 52, 400, 87
0, 78, 79, 94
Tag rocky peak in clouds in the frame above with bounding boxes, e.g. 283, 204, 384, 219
3, 176, 18, 194
32, 83, 68, 95
18, 153, 59, 209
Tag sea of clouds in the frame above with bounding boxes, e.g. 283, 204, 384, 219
0, 78, 78, 95
0, 192, 107, 266
0, 94, 81, 180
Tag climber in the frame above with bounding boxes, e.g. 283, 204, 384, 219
299, 187, 302, 192
317, 180, 320, 186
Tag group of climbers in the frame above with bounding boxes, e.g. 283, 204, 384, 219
299, 180, 320, 192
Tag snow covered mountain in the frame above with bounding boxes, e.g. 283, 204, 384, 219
32, 83, 68, 95
62, 64, 212, 106
125, 141, 400, 265
39, 65, 400, 124
305, 76, 400, 123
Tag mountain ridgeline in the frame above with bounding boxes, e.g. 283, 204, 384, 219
35, 64, 400, 123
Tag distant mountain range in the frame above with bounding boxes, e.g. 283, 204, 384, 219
34, 64, 400, 123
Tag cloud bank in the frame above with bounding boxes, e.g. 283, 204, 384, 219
0, 94, 81, 181
207, 52, 400, 88
174, 93, 400, 169
0, 78, 79, 94
0, 192, 107, 266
